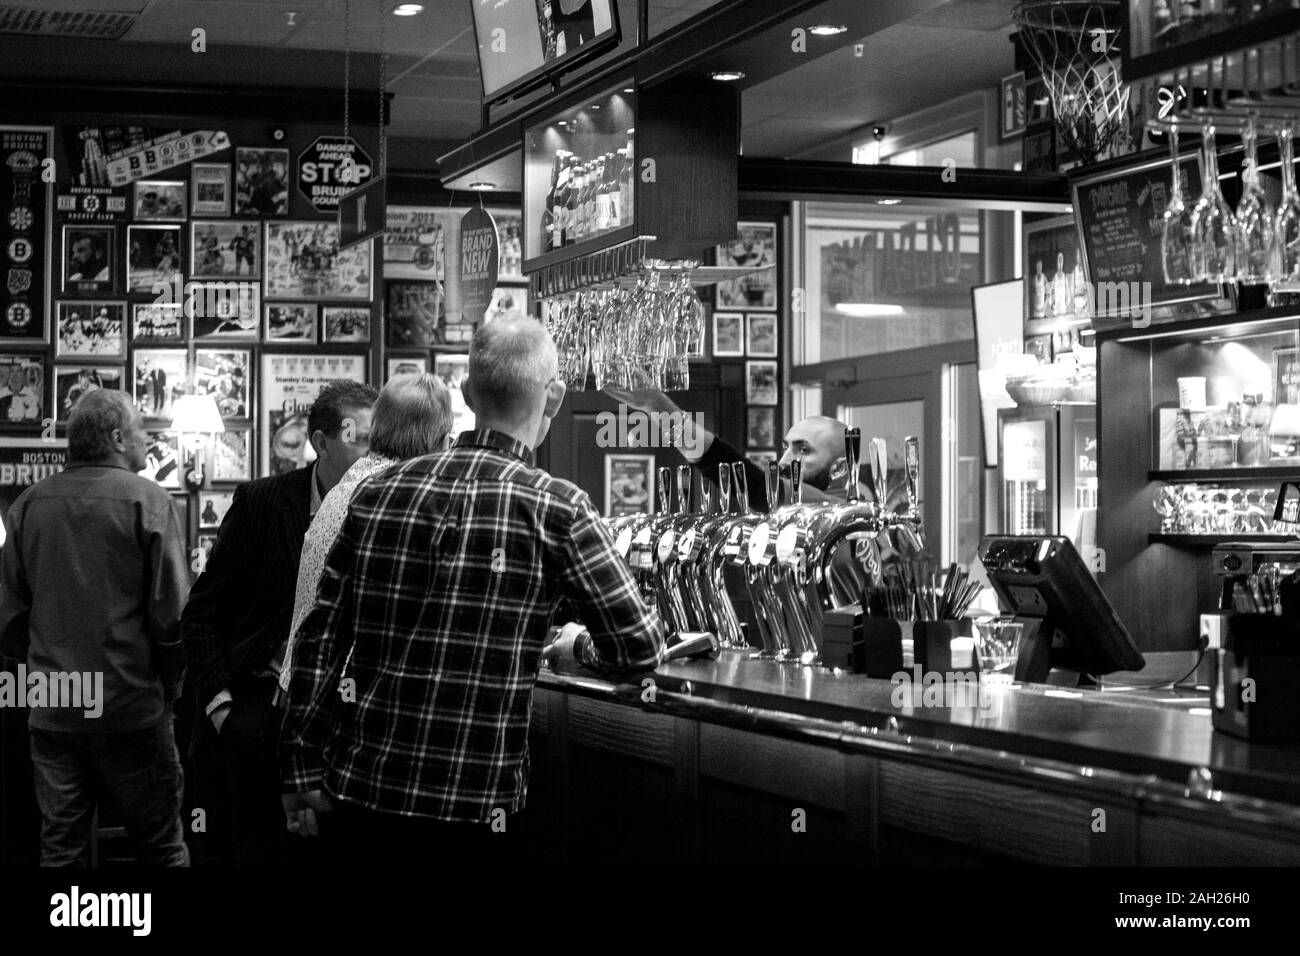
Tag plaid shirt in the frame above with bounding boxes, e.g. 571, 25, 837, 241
281, 428, 665, 822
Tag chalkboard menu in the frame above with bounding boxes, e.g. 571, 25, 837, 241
1070, 151, 1221, 321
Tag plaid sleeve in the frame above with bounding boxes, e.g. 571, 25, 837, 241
561, 497, 665, 673
280, 502, 361, 793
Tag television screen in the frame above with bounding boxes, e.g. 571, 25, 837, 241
472, 0, 620, 101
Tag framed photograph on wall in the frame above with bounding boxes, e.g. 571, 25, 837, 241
0, 353, 44, 424
260, 353, 367, 476
712, 311, 743, 357
1022, 214, 1089, 335
189, 281, 259, 341
132, 302, 185, 343
745, 360, 778, 406
191, 163, 232, 217
52, 365, 123, 421
55, 301, 125, 359
264, 222, 372, 300
386, 281, 443, 347
194, 348, 250, 420
235, 148, 289, 217
1000, 71, 1027, 140
386, 355, 428, 382
384, 206, 454, 281
746, 406, 776, 448
125, 224, 182, 292
746, 313, 777, 358
211, 429, 252, 483
138, 430, 181, 489
198, 490, 235, 530
322, 306, 371, 343
133, 180, 186, 221
132, 348, 189, 421
715, 222, 777, 311
264, 302, 317, 342
604, 454, 655, 518
191, 220, 260, 279
62, 225, 115, 293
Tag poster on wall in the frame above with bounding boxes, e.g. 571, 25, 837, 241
0, 437, 66, 544
260, 352, 367, 476
715, 222, 777, 310
1023, 215, 1088, 334
235, 148, 289, 217
56, 186, 128, 223
53, 365, 124, 421
264, 221, 372, 300
295, 136, 372, 214
604, 454, 654, 518
387, 280, 476, 347
62, 126, 161, 188
384, 206, 456, 281
105, 130, 232, 187
2, 127, 53, 344
0, 353, 44, 424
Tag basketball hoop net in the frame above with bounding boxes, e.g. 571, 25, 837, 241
1013, 0, 1136, 166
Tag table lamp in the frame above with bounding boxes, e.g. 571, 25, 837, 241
170, 394, 225, 491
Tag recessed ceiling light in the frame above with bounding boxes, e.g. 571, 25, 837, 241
589, 104, 601, 110
622, 87, 633, 93
709, 70, 745, 82
468, 181, 496, 191
810, 24, 847, 36
876, 198, 902, 205
834, 303, 904, 317
393, 3, 424, 15
626, 127, 635, 134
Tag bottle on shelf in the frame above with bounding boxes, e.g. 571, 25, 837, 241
607, 151, 622, 229
1052, 252, 1070, 319
542, 155, 560, 253
1032, 260, 1046, 318
553, 153, 571, 249
584, 158, 599, 233
1071, 259, 1090, 319
594, 154, 612, 233
564, 156, 581, 246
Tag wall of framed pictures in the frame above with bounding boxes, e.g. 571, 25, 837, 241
0, 114, 383, 564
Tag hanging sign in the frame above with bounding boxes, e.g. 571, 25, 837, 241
2, 126, 52, 342
459, 207, 499, 322
297, 136, 373, 213
105, 130, 231, 186
338, 176, 386, 252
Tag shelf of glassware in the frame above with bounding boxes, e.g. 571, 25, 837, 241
1150, 533, 1293, 545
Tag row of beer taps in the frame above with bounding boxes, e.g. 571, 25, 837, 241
604, 429, 924, 666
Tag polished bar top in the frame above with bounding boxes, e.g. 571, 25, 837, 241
539, 649, 1300, 809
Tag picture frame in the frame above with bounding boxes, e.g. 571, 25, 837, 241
191, 220, 260, 279
235, 148, 289, 217
264, 302, 317, 343
53, 364, 123, 421
604, 453, 655, 518
55, 301, 125, 359
194, 348, 251, 420
62, 225, 115, 293
132, 180, 187, 222
1000, 71, 1027, 140
138, 429, 181, 489
745, 360, 779, 406
712, 311, 743, 357
197, 490, 235, 530
715, 222, 777, 311
260, 353, 367, 476
321, 306, 371, 343
131, 302, 185, 344
132, 348, 190, 421
746, 406, 776, 449
264, 221, 372, 301
0, 353, 45, 425
386, 280, 444, 348
1274, 347, 1300, 408
385, 355, 429, 382
384, 206, 454, 281
745, 313, 777, 358
189, 281, 260, 341
191, 163, 232, 217
125, 224, 182, 293
211, 429, 252, 483
1023, 214, 1088, 335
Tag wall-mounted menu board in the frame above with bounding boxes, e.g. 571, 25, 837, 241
1070, 151, 1220, 323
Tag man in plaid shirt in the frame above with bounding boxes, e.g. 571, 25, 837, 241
280, 315, 664, 861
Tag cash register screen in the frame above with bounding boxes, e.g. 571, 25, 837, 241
978, 535, 1144, 681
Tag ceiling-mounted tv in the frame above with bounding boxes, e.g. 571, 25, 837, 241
471, 0, 622, 103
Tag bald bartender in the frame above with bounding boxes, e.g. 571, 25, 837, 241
604, 388, 870, 509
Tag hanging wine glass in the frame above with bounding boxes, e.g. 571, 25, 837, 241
1236, 117, 1275, 284
1190, 124, 1237, 283
1273, 126, 1300, 291
1162, 123, 1196, 285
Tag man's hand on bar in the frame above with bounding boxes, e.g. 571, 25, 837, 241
541, 621, 589, 670
282, 789, 334, 837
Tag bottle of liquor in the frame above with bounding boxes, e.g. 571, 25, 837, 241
564, 156, 581, 246
543, 155, 560, 252
606, 151, 622, 229
585, 157, 600, 232
1052, 252, 1069, 319
622, 135, 636, 223
554, 153, 571, 248
1032, 260, 1046, 318
1071, 259, 1090, 319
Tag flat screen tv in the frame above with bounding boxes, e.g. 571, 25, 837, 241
471, 0, 621, 102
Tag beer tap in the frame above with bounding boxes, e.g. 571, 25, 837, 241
677, 463, 746, 648
726, 461, 789, 659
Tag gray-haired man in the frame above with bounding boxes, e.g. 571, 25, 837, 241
0, 389, 190, 865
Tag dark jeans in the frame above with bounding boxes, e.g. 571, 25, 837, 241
193, 674, 329, 866
329, 800, 531, 868
30, 719, 189, 867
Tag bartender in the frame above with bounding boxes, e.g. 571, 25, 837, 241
604, 387, 892, 510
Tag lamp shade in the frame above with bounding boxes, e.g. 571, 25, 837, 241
170, 394, 225, 435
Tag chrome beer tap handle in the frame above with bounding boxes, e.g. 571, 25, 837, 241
791, 459, 802, 504
718, 462, 732, 514
677, 465, 692, 515
731, 461, 752, 515
869, 437, 888, 512
658, 466, 672, 515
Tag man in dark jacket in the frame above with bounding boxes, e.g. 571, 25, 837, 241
182, 379, 376, 864
0, 389, 190, 865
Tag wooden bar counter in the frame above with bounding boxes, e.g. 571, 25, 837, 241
525, 650, 1300, 865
